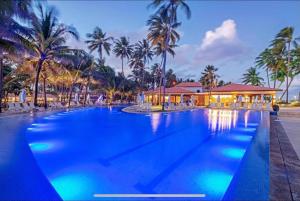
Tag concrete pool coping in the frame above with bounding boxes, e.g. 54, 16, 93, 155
270, 116, 300, 201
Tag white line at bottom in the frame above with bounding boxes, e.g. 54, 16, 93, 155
93, 194, 206, 198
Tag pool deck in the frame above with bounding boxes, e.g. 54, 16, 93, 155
270, 115, 300, 201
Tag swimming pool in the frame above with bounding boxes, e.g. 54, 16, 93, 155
25, 107, 269, 200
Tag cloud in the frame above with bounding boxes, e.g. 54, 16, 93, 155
166, 19, 249, 78
200, 19, 237, 49
194, 19, 247, 63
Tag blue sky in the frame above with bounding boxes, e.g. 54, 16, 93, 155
48, 0, 300, 98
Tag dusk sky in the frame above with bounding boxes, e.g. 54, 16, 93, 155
47, 0, 300, 98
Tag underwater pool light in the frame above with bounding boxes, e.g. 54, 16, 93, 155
51, 174, 94, 200
231, 135, 253, 142
197, 171, 232, 196
222, 148, 246, 159
29, 142, 53, 152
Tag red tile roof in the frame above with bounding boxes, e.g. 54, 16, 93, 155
144, 86, 194, 95
211, 83, 281, 92
176, 82, 202, 87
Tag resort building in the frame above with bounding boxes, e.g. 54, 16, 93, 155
144, 82, 280, 107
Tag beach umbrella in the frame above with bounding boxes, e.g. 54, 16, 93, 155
74, 93, 79, 103
87, 94, 90, 103
254, 96, 258, 103
180, 94, 184, 103
19, 89, 26, 103
141, 93, 145, 103
97, 94, 103, 103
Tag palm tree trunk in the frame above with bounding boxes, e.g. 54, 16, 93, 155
0, 57, 3, 113
273, 69, 278, 88
121, 57, 125, 101
43, 76, 47, 108
121, 57, 124, 76
280, 77, 294, 100
84, 77, 90, 106
99, 45, 104, 65
266, 69, 270, 88
68, 83, 74, 107
34, 59, 44, 106
286, 42, 291, 103
162, 51, 167, 111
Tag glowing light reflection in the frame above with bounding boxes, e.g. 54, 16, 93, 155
150, 113, 161, 133
51, 174, 94, 200
29, 142, 53, 152
222, 148, 246, 159
208, 109, 238, 132
196, 171, 232, 196
244, 110, 250, 128
230, 135, 253, 142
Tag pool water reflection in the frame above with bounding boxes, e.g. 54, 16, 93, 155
25, 107, 267, 200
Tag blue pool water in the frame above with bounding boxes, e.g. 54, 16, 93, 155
24, 107, 269, 200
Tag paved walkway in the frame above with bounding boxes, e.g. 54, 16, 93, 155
0, 111, 64, 200
279, 117, 300, 158
279, 107, 300, 158
270, 116, 300, 201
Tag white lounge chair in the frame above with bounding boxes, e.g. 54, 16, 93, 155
28, 102, 44, 111
14, 103, 25, 112
265, 103, 272, 111
7, 103, 17, 112
54, 102, 64, 108
22, 103, 32, 112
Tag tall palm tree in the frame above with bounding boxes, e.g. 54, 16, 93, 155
0, 0, 33, 112
150, 63, 161, 89
147, 12, 181, 110
272, 27, 298, 102
23, 4, 79, 106
148, 0, 190, 110
86, 27, 113, 65
149, 0, 191, 23
256, 49, 274, 88
113, 36, 133, 76
200, 65, 219, 104
134, 39, 154, 87
242, 67, 264, 86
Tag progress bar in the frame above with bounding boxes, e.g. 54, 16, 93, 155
93, 194, 206, 198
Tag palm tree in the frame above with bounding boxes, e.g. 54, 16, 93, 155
150, 63, 161, 89
272, 27, 298, 102
0, 0, 33, 112
148, 0, 190, 110
23, 4, 79, 106
147, 12, 181, 110
200, 65, 219, 104
279, 45, 300, 100
149, 0, 191, 23
113, 36, 133, 77
128, 52, 144, 85
256, 49, 275, 88
242, 67, 264, 86
134, 39, 154, 87
86, 27, 113, 65
62, 50, 91, 106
